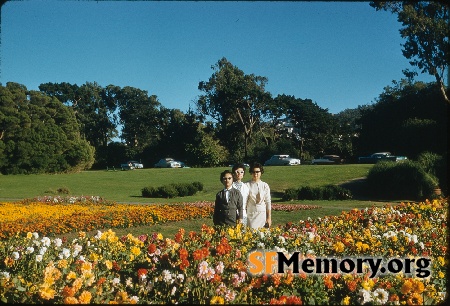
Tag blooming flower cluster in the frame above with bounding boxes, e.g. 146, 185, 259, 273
0, 198, 447, 304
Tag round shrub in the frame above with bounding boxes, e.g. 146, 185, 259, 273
282, 188, 299, 201
142, 186, 158, 198
367, 160, 437, 200
298, 186, 314, 200
192, 181, 204, 192
157, 185, 178, 198
172, 183, 189, 197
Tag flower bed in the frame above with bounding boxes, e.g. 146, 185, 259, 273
0, 198, 447, 304
0, 198, 320, 239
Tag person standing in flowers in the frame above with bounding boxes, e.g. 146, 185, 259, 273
232, 163, 250, 227
246, 162, 272, 229
213, 170, 244, 226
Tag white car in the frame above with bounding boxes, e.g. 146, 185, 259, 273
264, 155, 301, 166
128, 160, 144, 168
154, 158, 182, 168
120, 160, 143, 170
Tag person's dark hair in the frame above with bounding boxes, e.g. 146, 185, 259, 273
220, 170, 234, 182
232, 163, 246, 173
250, 162, 264, 174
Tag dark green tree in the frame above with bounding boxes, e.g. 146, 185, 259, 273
356, 80, 447, 158
370, 2, 449, 103
0, 82, 95, 174
197, 58, 272, 161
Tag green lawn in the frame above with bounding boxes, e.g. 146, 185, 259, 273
0, 164, 374, 203
0, 163, 402, 239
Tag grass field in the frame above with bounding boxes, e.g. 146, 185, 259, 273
1, 164, 399, 238
0, 164, 375, 203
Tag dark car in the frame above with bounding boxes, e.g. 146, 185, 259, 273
311, 155, 343, 165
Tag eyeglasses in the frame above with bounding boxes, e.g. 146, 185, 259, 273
235, 171, 244, 174
222, 177, 233, 180
252, 171, 261, 173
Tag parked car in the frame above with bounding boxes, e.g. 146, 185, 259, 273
129, 160, 144, 168
311, 155, 343, 165
358, 152, 408, 164
154, 158, 182, 168
120, 161, 144, 170
264, 155, 301, 166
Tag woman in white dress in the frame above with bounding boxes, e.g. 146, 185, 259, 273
245, 162, 271, 229
232, 163, 250, 227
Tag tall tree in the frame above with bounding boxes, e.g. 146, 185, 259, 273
370, 2, 449, 103
0, 83, 95, 174
197, 57, 272, 160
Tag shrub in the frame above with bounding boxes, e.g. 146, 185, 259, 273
366, 160, 437, 200
282, 188, 298, 201
142, 182, 203, 198
57, 187, 70, 195
157, 185, 178, 198
292, 185, 352, 201
141, 186, 158, 198
192, 181, 204, 192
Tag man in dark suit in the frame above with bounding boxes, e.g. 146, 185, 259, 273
213, 170, 244, 226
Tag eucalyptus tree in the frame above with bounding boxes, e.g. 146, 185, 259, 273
370, 1, 449, 103
115, 86, 162, 155
39, 82, 118, 148
271, 94, 338, 159
197, 57, 273, 160
0, 82, 95, 174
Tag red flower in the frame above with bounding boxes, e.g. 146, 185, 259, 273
137, 268, 148, 279
147, 243, 157, 254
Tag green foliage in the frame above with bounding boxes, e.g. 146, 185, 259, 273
366, 160, 438, 200
0, 83, 95, 174
141, 181, 204, 199
282, 185, 353, 201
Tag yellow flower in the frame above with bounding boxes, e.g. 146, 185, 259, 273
81, 262, 92, 274
361, 279, 374, 290
64, 297, 79, 304
227, 227, 235, 238
333, 241, 345, 253
78, 290, 92, 304
157, 233, 163, 240
438, 271, 445, 279
67, 271, 77, 280
105, 260, 113, 270
437, 256, 445, 266
73, 278, 83, 292
401, 279, 413, 295
39, 285, 56, 300
58, 259, 68, 269
90, 253, 100, 261
26, 232, 33, 239
130, 246, 141, 256
342, 296, 350, 305
210, 296, 225, 304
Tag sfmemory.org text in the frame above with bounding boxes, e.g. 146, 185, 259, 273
247, 251, 431, 278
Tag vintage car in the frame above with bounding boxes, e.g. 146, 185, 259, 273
311, 155, 343, 165
154, 158, 182, 168
358, 152, 408, 164
120, 160, 143, 170
264, 154, 301, 166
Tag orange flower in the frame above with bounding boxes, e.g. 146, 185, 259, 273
407, 292, 423, 305
180, 258, 190, 271
346, 280, 357, 292
323, 275, 333, 289
147, 244, 157, 254
179, 248, 189, 260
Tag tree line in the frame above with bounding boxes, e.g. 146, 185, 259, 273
0, 59, 447, 174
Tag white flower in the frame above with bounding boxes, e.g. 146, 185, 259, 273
278, 236, 286, 244
59, 248, 71, 259
112, 277, 120, 286
171, 286, 177, 296
177, 274, 185, 282
53, 238, 62, 247
215, 261, 225, 274
257, 242, 265, 248
25, 247, 35, 254
95, 230, 102, 239
32, 232, 39, 239
162, 269, 172, 283
357, 289, 372, 304
198, 261, 209, 277
41, 237, 51, 247
372, 288, 389, 305
12, 252, 20, 260
36, 255, 43, 262
0, 271, 10, 280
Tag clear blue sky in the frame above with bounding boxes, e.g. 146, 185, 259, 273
1, 0, 436, 114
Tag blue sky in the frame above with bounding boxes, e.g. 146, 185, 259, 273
1, 1, 437, 114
